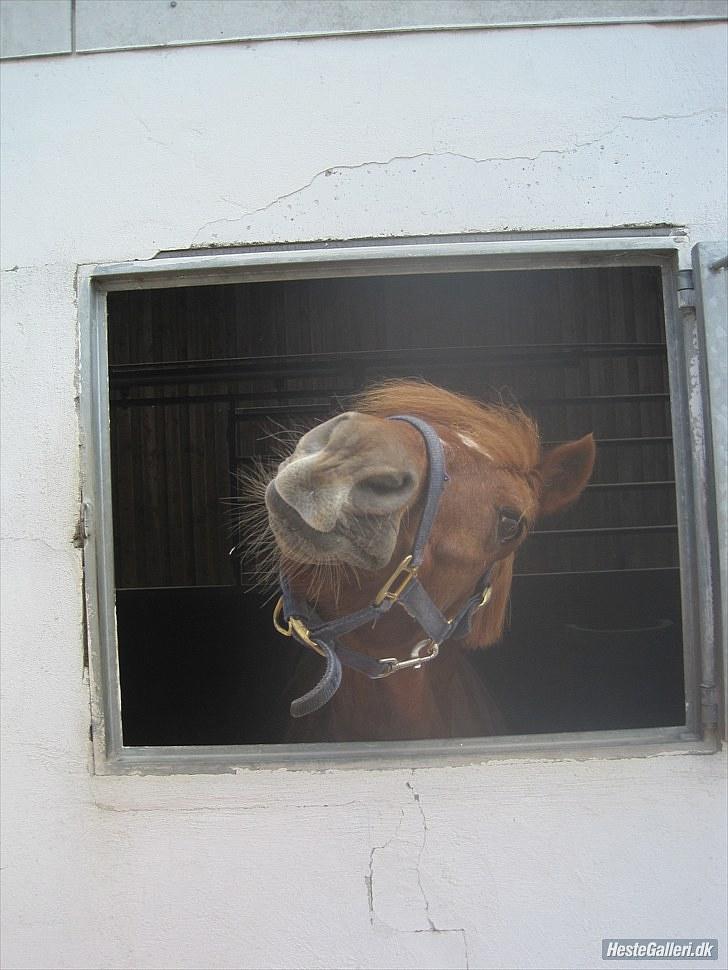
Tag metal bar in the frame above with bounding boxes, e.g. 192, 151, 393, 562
231, 455, 676, 494
109, 341, 669, 388
525, 392, 669, 406
531, 524, 677, 537
156, 227, 683, 259
585, 480, 675, 491
544, 435, 672, 447
111, 390, 346, 408
110, 389, 672, 409
662, 263, 702, 738
513, 566, 680, 578
233, 403, 336, 419
119, 565, 682, 591
99, 726, 713, 776
111, 342, 667, 371
687, 244, 724, 737
112, 393, 240, 408
78, 271, 124, 764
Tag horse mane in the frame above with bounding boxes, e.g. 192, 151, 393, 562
354, 379, 541, 472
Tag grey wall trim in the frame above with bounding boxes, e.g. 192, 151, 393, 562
2, 0, 726, 61
77, 233, 721, 775
0, 0, 72, 59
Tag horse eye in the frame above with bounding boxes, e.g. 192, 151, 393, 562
497, 509, 524, 543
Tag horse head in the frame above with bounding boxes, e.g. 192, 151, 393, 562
243, 380, 595, 739
264, 381, 595, 650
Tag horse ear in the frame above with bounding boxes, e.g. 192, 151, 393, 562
537, 433, 596, 517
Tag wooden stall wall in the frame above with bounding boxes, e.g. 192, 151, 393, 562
106, 266, 684, 744
107, 267, 676, 589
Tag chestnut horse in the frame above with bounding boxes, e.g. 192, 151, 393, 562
246, 381, 595, 743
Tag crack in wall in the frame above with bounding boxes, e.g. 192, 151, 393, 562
191, 107, 722, 245
0, 534, 74, 555
1, 262, 73, 274
365, 806, 406, 925
366, 777, 470, 968
406, 779, 436, 932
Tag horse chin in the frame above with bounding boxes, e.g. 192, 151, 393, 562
281, 538, 395, 572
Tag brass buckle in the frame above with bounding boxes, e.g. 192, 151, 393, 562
374, 555, 418, 606
445, 585, 491, 627
272, 598, 326, 658
476, 585, 492, 610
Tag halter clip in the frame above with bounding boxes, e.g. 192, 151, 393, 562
369, 642, 440, 678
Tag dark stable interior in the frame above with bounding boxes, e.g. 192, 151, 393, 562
107, 266, 685, 746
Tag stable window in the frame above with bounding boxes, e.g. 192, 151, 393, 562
79, 235, 722, 772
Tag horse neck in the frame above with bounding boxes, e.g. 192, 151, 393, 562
282, 549, 514, 743
284, 641, 506, 743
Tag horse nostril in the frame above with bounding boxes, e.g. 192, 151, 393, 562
353, 471, 416, 510
360, 473, 411, 495
298, 412, 354, 455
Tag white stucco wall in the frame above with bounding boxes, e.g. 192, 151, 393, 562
1, 18, 726, 970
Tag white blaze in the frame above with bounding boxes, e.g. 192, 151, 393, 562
457, 432, 493, 460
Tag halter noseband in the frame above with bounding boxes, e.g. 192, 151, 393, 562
272, 415, 495, 718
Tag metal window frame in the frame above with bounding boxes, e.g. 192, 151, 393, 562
78, 233, 721, 775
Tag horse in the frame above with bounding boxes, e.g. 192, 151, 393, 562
242, 380, 595, 743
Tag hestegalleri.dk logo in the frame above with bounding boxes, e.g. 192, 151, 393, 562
602, 939, 719, 961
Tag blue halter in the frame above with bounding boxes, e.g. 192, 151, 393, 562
272, 416, 495, 717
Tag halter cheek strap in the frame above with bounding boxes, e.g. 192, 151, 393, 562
273, 415, 495, 718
